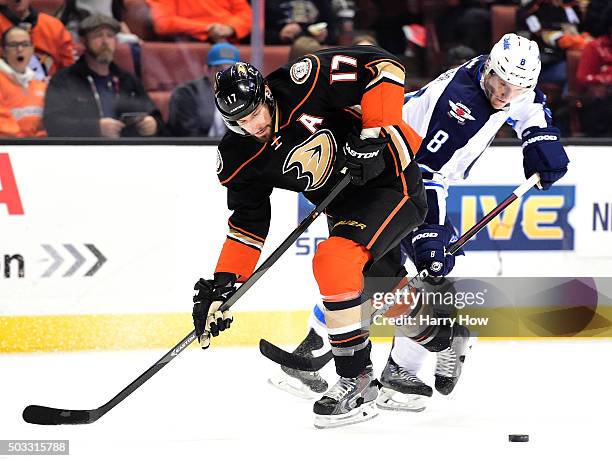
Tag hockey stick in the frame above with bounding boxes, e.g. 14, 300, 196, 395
259, 173, 541, 371
22, 170, 352, 425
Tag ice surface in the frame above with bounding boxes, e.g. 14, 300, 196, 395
2, 340, 610, 461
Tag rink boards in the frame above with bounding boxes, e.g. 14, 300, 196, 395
1, 144, 611, 352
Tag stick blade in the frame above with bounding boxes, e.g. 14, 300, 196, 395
259, 339, 331, 372
23, 405, 98, 425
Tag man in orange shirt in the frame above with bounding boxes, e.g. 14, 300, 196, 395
0, 26, 47, 137
147, 0, 252, 42
0, 0, 75, 77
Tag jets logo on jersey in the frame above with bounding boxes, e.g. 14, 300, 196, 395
283, 129, 336, 191
290, 58, 312, 85
448, 100, 476, 125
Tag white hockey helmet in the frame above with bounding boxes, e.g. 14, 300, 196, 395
484, 33, 541, 90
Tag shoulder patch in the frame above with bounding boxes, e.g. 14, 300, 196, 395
290, 58, 312, 85
216, 149, 224, 175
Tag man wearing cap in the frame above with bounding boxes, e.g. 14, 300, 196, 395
168, 42, 239, 137
43, 14, 164, 137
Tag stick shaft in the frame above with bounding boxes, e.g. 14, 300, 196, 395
84, 172, 352, 420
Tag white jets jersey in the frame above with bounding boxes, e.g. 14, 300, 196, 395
402, 54, 554, 224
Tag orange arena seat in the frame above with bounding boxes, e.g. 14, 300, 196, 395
491, 5, 518, 45
140, 42, 290, 92
114, 42, 136, 76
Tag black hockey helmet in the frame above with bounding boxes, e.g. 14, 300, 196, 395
214, 62, 275, 135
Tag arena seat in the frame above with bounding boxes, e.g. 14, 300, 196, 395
148, 90, 171, 123
565, 49, 584, 135
140, 42, 290, 92
566, 49, 583, 94
31, 0, 64, 15
491, 5, 518, 44
114, 43, 136, 76
236, 46, 290, 75
140, 42, 209, 91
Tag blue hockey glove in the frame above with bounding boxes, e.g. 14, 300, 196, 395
522, 126, 569, 190
412, 224, 457, 278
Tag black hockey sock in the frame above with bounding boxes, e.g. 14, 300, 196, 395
332, 340, 372, 378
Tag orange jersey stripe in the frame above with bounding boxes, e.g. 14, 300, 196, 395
220, 143, 268, 186
281, 54, 321, 129
366, 196, 409, 250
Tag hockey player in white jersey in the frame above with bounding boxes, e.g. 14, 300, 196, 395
269, 33, 570, 410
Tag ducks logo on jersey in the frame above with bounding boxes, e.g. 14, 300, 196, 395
283, 129, 336, 191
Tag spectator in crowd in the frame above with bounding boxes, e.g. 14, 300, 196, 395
517, 0, 590, 86
351, 34, 377, 46
265, 0, 338, 45
288, 36, 326, 61
0, 0, 76, 78
147, 0, 252, 43
352, 0, 422, 56
55, 0, 89, 43
168, 42, 239, 137
443, 45, 477, 71
43, 15, 164, 137
576, 6, 612, 136
582, 0, 610, 37
56, 0, 139, 44
0, 26, 47, 137
434, 1, 525, 60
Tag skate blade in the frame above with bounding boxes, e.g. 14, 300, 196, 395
314, 401, 378, 429
376, 387, 427, 412
268, 374, 321, 400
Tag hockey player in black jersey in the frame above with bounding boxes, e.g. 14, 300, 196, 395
190, 46, 472, 428
271, 34, 570, 412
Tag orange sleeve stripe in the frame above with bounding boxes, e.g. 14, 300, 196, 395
220, 143, 268, 186
398, 120, 423, 156
361, 82, 404, 128
215, 237, 261, 281
385, 137, 409, 195
228, 220, 266, 243
342, 107, 362, 120
281, 54, 320, 129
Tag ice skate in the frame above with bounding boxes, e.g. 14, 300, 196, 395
435, 324, 471, 395
313, 366, 379, 429
268, 328, 329, 399
377, 356, 432, 412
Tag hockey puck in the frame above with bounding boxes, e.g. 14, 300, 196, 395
509, 434, 529, 442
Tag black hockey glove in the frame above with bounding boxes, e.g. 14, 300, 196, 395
192, 272, 237, 349
341, 130, 389, 186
